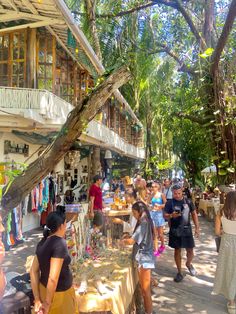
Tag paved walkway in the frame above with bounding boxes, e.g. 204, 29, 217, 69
2, 228, 42, 274
152, 217, 226, 314
2, 218, 226, 313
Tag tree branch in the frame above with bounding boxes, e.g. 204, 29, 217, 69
174, 0, 207, 49
211, 0, 236, 74
149, 44, 196, 75
97, 1, 156, 18
1, 67, 131, 217
72, 0, 190, 19
73, 2, 157, 18
176, 112, 213, 124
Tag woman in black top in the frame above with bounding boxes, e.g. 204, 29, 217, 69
30, 206, 77, 314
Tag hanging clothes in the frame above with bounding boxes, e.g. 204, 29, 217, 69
40, 202, 53, 226
49, 177, 56, 205
15, 205, 23, 241
31, 186, 40, 212
42, 178, 49, 209
21, 194, 29, 216
27, 192, 32, 213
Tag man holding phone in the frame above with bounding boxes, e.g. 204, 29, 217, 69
164, 184, 200, 283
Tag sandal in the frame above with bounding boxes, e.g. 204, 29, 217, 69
154, 250, 160, 257
227, 302, 236, 314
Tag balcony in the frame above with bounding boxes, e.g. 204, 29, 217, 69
0, 86, 145, 159
0, 86, 74, 127
82, 120, 145, 159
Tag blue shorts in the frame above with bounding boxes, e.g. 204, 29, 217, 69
150, 211, 165, 227
138, 262, 155, 269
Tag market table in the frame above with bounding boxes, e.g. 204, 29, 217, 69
104, 209, 131, 239
198, 199, 223, 220
74, 248, 139, 314
104, 209, 131, 217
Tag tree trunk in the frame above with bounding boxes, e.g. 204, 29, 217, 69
91, 146, 101, 177
85, 0, 102, 61
203, 0, 215, 47
1, 67, 131, 217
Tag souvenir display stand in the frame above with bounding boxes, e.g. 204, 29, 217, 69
65, 194, 140, 314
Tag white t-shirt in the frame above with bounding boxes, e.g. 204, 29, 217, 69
123, 215, 137, 234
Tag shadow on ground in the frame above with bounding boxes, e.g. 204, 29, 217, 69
152, 217, 226, 314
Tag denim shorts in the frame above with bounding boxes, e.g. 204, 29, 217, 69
150, 211, 165, 227
138, 262, 155, 269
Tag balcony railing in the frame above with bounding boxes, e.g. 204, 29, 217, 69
0, 86, 144, 158
86, 120, 145, 159
0, 86, 74, 122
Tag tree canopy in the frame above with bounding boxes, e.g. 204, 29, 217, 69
69, 0, 236, 183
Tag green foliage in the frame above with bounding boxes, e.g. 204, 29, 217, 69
0, 162, 27, 199
66, 0, 236, 185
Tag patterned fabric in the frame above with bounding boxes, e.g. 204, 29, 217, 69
213, 233, 236, 300
66, 223, 78, 265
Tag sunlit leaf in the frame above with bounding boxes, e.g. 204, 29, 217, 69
218, 169, 227, 176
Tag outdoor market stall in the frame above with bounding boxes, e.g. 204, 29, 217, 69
74, 248, 138, 314
64, 193, 140, 314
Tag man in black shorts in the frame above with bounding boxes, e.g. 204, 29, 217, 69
164, 184, 200, 282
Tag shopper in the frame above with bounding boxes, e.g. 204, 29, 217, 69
88, 175, 104, 220
213, 191, 236, 314
164, 184, 200, 282
112, 188, 137, 234
122, 201, 155, 314
150, 182, 166, 256
163, 178, 173, 200
30, 206, 78, 314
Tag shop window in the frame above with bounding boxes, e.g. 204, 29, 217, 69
37, 34, 54, 91
0, 32, 26, 87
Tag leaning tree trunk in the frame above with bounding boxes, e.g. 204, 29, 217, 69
1, 67, 131, 218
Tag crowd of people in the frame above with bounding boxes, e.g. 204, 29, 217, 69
1, 174, 235, 314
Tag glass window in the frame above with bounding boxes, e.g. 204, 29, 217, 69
37, 33, 54, 91
0, 32, 25, 87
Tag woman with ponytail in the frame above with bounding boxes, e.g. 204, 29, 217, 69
122, 201, 155, 314
30, 206, 78, 314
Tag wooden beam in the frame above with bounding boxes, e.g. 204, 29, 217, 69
6, 0, 18, 12
0, 19, 65, 33
0, 9, 65, 23
0, 12, 28, 22
21, 0, 38, 15
46, 26, 84, 71
46, 26, 77, 63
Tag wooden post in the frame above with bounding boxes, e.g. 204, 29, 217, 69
74, 64, 78, 106
52, 36, 56, 94
26, 28, 36, 88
